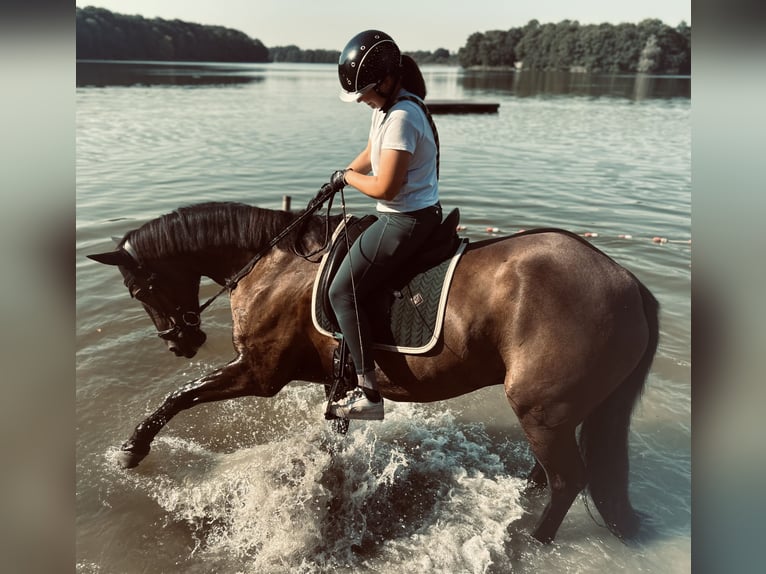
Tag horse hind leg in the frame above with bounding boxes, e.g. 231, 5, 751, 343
526, 459, 548, 490
517, 420, 586, 543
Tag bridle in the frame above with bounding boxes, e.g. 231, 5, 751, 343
156, 308, 202, 342
121, 247, 203, 342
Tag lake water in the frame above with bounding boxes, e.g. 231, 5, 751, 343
76, 62, 690, 573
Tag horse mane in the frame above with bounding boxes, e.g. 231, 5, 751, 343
126, 201, 339, 260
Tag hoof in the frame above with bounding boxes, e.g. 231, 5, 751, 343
523, 479, 548, 494
117, 443, 150, 469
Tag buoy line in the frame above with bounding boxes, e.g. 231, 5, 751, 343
455, 225, 691, 246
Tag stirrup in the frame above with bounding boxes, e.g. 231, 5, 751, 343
324, 340, 356, 422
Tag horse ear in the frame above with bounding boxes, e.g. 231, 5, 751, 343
87, 249, 133, 267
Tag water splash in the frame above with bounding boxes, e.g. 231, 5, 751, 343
124, 390, 528, 573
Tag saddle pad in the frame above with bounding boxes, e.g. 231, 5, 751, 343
311, 220, 467, 354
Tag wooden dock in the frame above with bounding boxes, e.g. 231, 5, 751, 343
425, 100, 500, 114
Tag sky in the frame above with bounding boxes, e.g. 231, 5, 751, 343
75, 0, 691, 53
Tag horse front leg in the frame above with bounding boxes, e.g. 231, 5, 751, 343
118, 357, 259, 469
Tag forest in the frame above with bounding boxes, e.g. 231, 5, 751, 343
76, 7, 690, 74
76, 6, 269, 62
458, 19, 690, 73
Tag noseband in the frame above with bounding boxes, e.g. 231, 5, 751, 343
121, 241, 203, 342
155, 309, 202, 341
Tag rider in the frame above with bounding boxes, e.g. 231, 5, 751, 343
328, 30, 441, 420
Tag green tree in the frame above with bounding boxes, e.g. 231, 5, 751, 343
514, 19, 540, 68
458, 32, 484, 67
535, 22, 560, 70
76, 6, 269, 62
554, 20, 581, 71
476, 30, 514, 66
433, 48, 451, 62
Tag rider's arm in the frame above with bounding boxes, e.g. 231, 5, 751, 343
345, 147, 411, 202
346, 140, 372, 175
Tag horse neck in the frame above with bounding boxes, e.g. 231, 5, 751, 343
164, 245, 281, 286
132, 203, 336, 285
169, 236, 329, 288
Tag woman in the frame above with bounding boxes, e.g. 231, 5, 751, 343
327, 30, 442, 420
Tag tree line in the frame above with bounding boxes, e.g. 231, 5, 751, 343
458, 19, 690, 73
76, 7, 689, 74
268, 46, 457, 65
76, 6, 269, 62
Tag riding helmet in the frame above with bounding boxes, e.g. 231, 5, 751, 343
338, 30, 401, 102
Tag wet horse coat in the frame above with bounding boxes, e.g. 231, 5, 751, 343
88, 201, 658, 543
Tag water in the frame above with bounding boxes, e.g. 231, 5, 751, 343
76, 62, 690, 573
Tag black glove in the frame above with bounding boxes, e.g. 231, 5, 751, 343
330, 169, 349, 191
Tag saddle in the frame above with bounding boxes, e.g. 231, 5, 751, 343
311, 208, 467, 354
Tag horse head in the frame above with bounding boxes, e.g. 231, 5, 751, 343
88, 239, 207, 358
87, 201, 334, 360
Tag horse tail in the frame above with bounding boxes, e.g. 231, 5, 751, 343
579, 280, 659, 540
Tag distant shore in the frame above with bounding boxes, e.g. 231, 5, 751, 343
77, 7, 690, 74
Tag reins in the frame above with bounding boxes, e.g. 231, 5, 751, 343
323, 187, 360, 421
197, 183, 339, 314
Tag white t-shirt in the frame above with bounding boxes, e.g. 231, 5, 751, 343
369, 89, 439, 213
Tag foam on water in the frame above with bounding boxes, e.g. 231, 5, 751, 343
99, 381, 692, 573
110, 387, 532, 573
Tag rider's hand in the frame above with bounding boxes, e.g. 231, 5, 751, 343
330, 169, 349, 191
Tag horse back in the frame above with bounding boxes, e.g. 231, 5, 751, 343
461, 229, 642, 308
448, 230, 651, 401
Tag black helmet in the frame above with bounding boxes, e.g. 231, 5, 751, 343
338, 30, 401, 102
